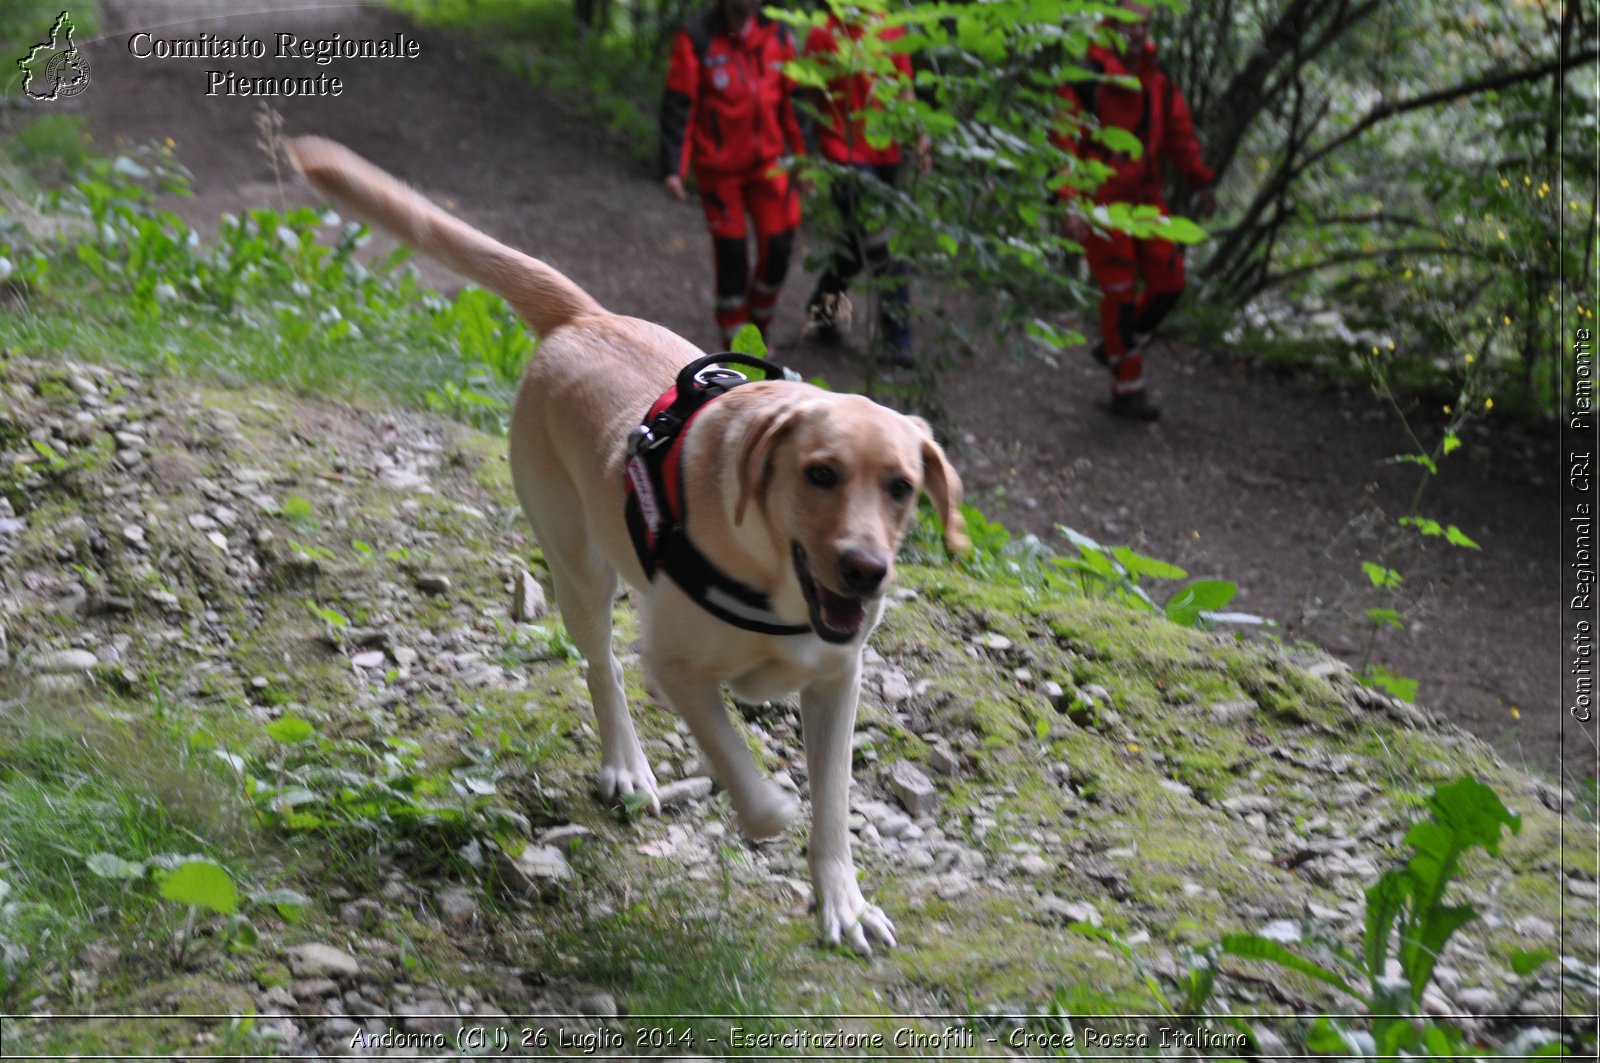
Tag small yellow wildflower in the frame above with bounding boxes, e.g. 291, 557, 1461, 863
1497, 229, 1507, 241
1524, 175, 1532, 185
1499, 177, 1511, 189
1387, 340, 1395, 351
1444, 404, 1453, 414
1484, 397, 1494, 411
1504, 315, 1512, 326
1511, 707, 1521, 720
1403, 268, 1414, 279
1126, 742, 1141, 754
1465, 354, 1475, 366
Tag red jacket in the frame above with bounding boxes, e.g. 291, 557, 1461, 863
804, 15, 913, 166
1056, 40, 1214, 205
660, 9, 806, 180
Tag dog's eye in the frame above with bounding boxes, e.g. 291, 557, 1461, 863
805, 464, 839, 489
887, 477, 914, 502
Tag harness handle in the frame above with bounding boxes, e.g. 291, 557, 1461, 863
633, 351, 802, 455
673, 351, 803, 395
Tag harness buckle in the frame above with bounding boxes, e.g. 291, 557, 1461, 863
692, 366, 748, 392
627, 423, 655, 456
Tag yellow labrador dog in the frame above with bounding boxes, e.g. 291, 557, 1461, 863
286, 137, 967, 953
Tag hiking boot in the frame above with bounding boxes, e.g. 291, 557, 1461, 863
1107, 392, 1161, 422
805, 291, 845, 344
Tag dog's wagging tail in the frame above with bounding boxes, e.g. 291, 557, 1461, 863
284, 135, 601, 337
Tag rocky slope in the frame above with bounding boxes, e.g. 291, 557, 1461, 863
0, 352, 1592, 1056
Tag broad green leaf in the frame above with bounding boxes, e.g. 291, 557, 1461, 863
158, 859, 238, 915
1401, 902, 1477, 1005
1366, 607, 1405, 630
1377, 1010, 1421, 1055
1363, 665, 1419, 703
1419, 777, 1521, 858
1393, 453, 1439, 475
1421, 1021, 1467, 1058
1363, 872, 1406, 984
1112, 546, 1187, 580
1442, 431, 1461, 456
229, 915, 260, 948
729, 323, 766, 357
252, 888, 312, 923
308, 604, 348, 629
1511, 947, 1557, 976
1361, 562, 1403, 588
1219, 933, 1359, 997
1304, 1016, 1356, 1055
266, 716, 315, 744
1094, 126, 1143, 157
1400, 516, 1445, 537
1155, 214, 1208, 243
1443, 525, 1481, 550
1165, 579, 1238, 626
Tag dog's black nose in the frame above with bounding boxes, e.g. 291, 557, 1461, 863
839, 548, 889, 595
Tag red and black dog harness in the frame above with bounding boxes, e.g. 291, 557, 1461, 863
624, 352, 811, 636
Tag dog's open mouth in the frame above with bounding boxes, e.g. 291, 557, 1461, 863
792, 543, 868, 643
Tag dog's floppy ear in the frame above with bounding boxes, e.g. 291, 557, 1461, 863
908, 416, 970, 554
734, 399, 805, 526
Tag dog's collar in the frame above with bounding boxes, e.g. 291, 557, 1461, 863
625, 352, 811, 636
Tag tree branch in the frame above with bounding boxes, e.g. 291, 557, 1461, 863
1259, 243, 1503, 290
1292, 48, 1600, 180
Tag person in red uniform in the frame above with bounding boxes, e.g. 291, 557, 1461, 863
660, 0, 808, 348
801, 6, 929, 366
1058, 0, 1217, 421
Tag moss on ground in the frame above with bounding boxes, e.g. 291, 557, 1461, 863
0, 359, 1589, 1054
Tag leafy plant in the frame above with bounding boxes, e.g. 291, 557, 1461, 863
1054, 526, 1264, 630
0, 147, 536, 431
234, 715, 530, 862
1058, 776, 1564, 1058
1345, 344, 1490, 704
1216, 777, 1542, 1057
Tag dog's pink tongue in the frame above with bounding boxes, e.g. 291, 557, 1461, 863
819, 588, 865, 632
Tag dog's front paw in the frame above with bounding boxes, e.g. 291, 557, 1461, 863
735, 782, 798, 840
814, 868, 897, 955
596, 759, 661, 816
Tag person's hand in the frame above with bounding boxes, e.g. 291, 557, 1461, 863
1064, 214, 1090, 245
664, 174, 687, 201
1194, 185, 1217, 219
915, 134, 933, 176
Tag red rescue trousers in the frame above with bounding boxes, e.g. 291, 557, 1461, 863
697, 164, 802, 346
1083, 213, 1186, 396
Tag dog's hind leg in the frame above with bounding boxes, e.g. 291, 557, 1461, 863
544, 545, 661, 815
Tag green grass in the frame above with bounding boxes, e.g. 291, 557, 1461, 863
0, 688, 255, 1009
0, 147, 533, 429
546, 883, 797, 1037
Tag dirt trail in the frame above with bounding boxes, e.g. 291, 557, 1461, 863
62, 0, 1570, 773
